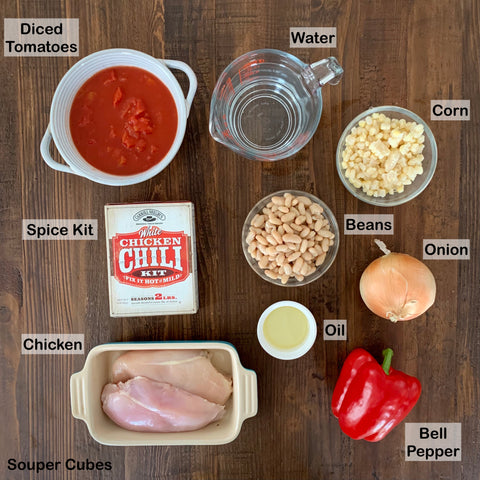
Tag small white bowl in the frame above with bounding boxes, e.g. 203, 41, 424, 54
41, 48, 197, 186
257, 301, 317, 360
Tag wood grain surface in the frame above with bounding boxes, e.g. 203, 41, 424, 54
1, 0, 479, 479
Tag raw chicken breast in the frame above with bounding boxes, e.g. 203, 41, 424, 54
101, 376, 225, 433
111, 350, 233, 405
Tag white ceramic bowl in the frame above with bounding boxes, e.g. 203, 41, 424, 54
70, 341, 257, 446
41, 49, 197, 185
257, 301, 317, 360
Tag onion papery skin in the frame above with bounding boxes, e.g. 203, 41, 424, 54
359, 253, 436, 322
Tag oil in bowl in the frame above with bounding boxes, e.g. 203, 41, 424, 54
257, 301, 317, 360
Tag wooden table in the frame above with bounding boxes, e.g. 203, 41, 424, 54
1, 0, 479, 478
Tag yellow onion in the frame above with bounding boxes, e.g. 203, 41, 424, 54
360, 239, 436, 322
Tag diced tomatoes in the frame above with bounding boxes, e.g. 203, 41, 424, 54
103, 69, 117, 85
70, 66, 178, 175
113, 87, 123, 106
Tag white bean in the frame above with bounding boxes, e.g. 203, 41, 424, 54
281, 212, 295, 223
282, 233, 302, 244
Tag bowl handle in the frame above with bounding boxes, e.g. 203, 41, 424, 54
238, 367, 258, 421
162, 60, 197, 117
70, 371, 87, 420
40, 124, 79, 175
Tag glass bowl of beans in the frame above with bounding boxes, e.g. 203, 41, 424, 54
242, 190, 340, 286
336, 106, 437, 206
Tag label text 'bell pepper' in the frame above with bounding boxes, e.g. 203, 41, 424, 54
331, 348, 421, 441
405, 423, 461, 461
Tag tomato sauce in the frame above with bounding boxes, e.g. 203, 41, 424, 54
70, 66, 178, 175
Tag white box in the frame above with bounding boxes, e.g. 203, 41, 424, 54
105, 202, 198, 316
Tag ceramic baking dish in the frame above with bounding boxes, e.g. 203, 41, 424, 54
70, 341, 257, 445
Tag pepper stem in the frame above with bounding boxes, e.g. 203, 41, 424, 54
382, 348, 394, 375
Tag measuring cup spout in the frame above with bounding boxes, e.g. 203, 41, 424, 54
208, 118, 225, 145
303, 57, 343, 91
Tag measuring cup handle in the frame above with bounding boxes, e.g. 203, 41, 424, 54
162, 59, 197, 117
40, 124, 77, 175
309, 57, 344, 87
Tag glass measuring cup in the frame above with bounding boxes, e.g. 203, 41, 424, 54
209, 49, 343, 161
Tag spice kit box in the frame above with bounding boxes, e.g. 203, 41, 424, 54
105, 202, 198, 316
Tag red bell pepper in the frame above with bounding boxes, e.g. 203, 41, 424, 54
331, 348, 421, 442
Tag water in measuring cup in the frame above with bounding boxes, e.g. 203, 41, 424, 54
226, 76, 315, 156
